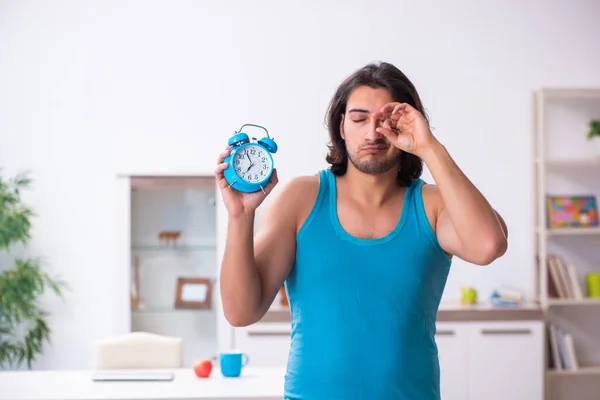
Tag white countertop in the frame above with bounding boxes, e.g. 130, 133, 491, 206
0, 367, 286, 400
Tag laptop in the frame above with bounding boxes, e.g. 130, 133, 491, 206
91, 371, 175, 382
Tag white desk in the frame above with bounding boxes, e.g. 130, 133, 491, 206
0, 368, 285, 400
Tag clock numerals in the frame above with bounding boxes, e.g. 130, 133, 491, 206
233, 144, 271, 184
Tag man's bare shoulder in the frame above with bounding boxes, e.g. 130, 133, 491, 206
285, 173, 320, 194
264, 173, 321, 231
420, 182, 443, 210
269, 173, 320, 207
418, 181, 444, 232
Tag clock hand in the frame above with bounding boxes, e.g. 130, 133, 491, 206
244, 153, 256, 171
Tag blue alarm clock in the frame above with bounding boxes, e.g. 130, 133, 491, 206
223, 124, 278, 193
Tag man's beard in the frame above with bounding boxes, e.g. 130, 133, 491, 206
347, 146, 401, 175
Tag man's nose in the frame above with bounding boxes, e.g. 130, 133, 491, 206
365, 117, 385, 141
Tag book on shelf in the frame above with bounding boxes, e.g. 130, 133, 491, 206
547, 322, 579, 371
541, 254, 586, 300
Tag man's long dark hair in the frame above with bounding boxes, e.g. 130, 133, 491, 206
325, 62, 428, 186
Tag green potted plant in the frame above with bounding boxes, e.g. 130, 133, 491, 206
588, 119, 600, 157
0, 171, 67, 370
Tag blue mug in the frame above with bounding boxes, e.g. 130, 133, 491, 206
219, 351, 249, 377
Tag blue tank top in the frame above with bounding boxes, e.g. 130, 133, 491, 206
283, 168, 452, 400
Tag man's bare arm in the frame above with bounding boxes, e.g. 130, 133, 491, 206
219, 179, 302, 327
422, 142, 508, 265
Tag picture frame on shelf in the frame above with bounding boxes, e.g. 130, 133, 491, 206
174, 277, 213, 309
545, 195, 599, 228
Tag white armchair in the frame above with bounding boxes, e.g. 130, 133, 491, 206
94, 331, 183, 369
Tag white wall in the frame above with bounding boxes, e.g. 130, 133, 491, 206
1, 0, 599, 370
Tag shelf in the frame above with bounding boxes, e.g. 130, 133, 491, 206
537, 157, 600, 167
540, 88, 600, 100
548, 227, 600, 236
536, 227, 600, 236
132, 308, 213, 314
132, 244, 216, 251
130, 176, 215, 190
548, 298, 600, 306
547, 366, 600, 376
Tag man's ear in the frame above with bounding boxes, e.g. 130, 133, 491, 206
339, 114, 345, 140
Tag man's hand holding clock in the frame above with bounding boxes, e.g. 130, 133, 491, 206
215, 146, 279, 217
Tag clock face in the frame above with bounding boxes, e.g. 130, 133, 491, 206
232, 144, 272, 184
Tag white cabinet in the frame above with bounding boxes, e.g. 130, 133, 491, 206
436, 323, 470, 400
467, 321, 544, 400
436, 320, 544, 400
234, 323, 291, 367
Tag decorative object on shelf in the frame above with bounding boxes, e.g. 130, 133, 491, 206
158, 204, 191, 246
0, 171, 68, 370
585, 273, 600, 298
587, 119, 600, 157
460, 286, 477, 305
490, 288, 524, 307
545, 195, 598, 228
223, 123, 278, 193
174, 277, 213, 309
157, 230, 181, 246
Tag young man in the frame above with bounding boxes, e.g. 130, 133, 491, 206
216, 62, 508, 399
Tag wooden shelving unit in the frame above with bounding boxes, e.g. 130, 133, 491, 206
532, 88, 600, 400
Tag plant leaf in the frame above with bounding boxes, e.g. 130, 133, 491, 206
0, 171, 68, 370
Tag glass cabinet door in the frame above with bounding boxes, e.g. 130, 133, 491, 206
128, 176, 217, 367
